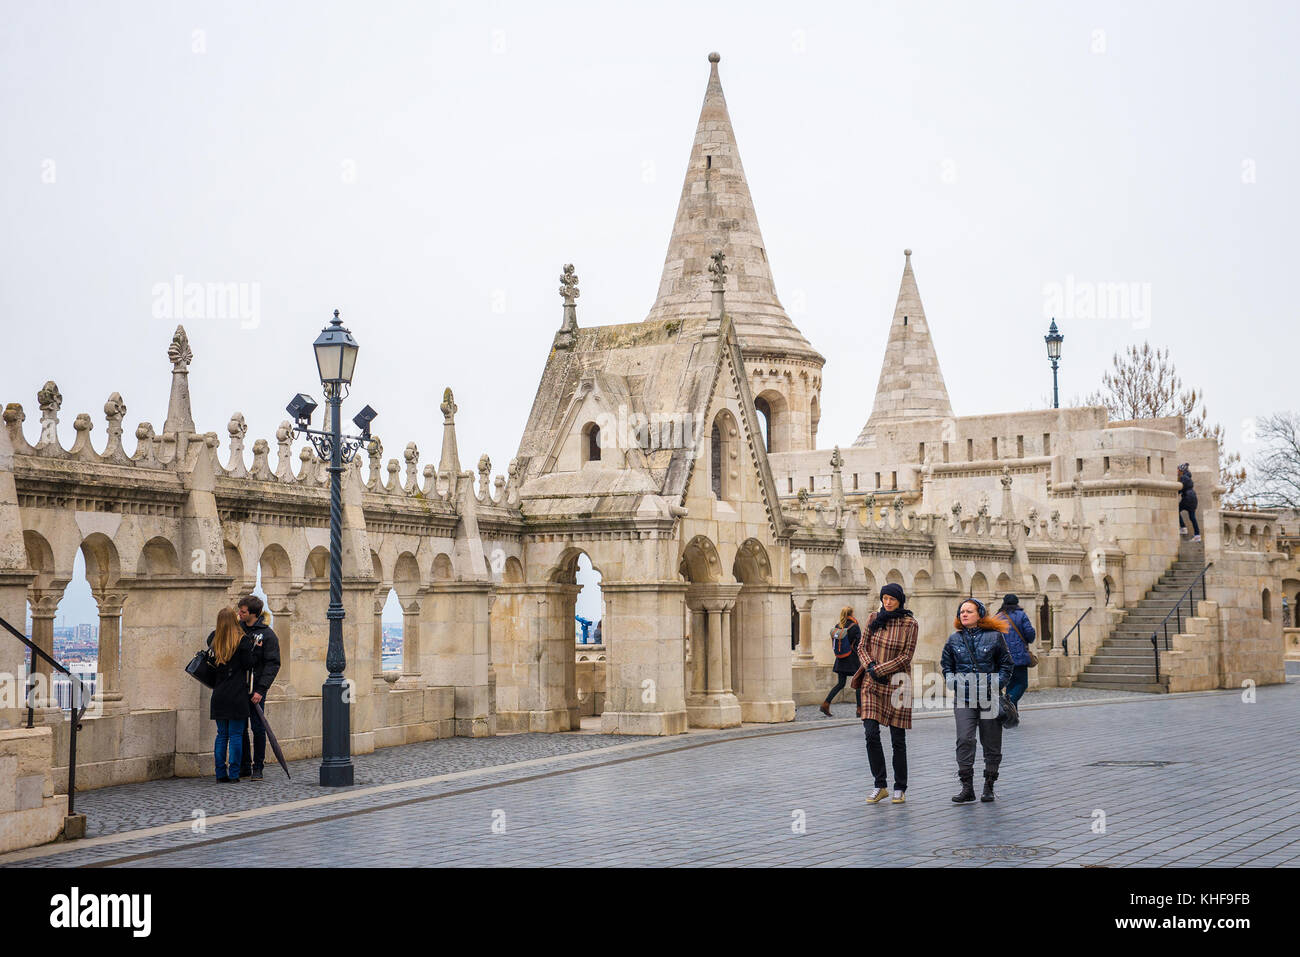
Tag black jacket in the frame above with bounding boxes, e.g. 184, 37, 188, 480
244, 615, 281, 698
1179, 471, 1198, 509
941, 627, 1014, 709
206, 632, 255, 721
831, 621, 862, 675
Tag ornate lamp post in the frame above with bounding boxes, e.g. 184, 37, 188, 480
1044, 318, 1064, 409
287, 309, 377, 787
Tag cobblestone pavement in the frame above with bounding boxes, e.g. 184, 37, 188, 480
5, 680, 1298, 867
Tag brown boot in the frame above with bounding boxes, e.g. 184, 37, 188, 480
819, 701, 831, 716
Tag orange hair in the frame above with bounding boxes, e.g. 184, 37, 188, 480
212, 607, 243, 666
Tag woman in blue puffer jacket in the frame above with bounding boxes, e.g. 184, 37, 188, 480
995, 594, 1036, 706
941, 598, 1013, 804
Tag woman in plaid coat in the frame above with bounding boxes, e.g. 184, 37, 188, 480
856, 582, 918, 805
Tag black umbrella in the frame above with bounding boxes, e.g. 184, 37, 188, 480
253, 700, 290, 778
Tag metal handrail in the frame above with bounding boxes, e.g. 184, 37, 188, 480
1062, 606, 1092, 656
0, 614, 89, 817
1150, 563, 1212, 680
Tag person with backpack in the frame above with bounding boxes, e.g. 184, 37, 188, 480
941, 597, 1014, 804
995, 594, 1037, 706
206, 606, 256, 783
819, 606, 861, 716
857, 583, 918, 805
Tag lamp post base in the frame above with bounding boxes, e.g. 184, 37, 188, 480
319, 678, 355, 787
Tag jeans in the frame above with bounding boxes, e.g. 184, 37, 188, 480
1007, 666, 1029, 705
240, 698, 267, 775
863, 719, 907, 790
954, 707, 1002, 779
1180, 504, 1200, 536
824, 672, 849, 704
215, 719, 247, 780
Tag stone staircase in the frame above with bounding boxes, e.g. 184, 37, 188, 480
1073, 541, 1208, 693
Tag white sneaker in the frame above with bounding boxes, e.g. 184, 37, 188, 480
891, 790, 906, 804
1193, 535, 1201, 542
1180, 527, 1188, 535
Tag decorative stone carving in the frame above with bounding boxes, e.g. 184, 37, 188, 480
708, 249, 728, 289
559, 264, 580, 304
167, 326, 193, 372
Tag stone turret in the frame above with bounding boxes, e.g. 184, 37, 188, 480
647, 52, 824, 452
853, 249, 953, 446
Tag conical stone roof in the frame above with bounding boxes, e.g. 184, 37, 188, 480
645, 53, 822, 366
853, 249, 952, 445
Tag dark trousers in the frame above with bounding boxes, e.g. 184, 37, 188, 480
863, 719, 907, 790
1180, 504, 1200, 536
954, 707, 1002, 779
1007, 665, 1029, 705
824, 672, 851, 704
240, 697, 267, 774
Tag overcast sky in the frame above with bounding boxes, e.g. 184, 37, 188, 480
4, 0, 1296, 626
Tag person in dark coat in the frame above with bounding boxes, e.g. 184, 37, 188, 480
857, 583, 918, 804
236, 595, 281, 781
995, 594, 1037, 706
941, 598, 1013, 804
818, 606, 861, 716
1178, 463, 1201, 541
207, 606, 255, 783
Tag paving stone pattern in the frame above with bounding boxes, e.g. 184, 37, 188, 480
7, 681, 1299, 867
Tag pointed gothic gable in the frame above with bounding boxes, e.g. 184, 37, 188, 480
853, 249, 953, 446
676, 319, 789, 537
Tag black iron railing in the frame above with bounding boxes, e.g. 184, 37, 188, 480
1, 614, 89, 817
1062, 606, 1092, 656
1151, 564, 1212, 680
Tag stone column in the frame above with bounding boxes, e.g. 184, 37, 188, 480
265, 591, 297, 698
0, 571, 35, 729
794, 594, 814, 660
790, 592, 820, 706
735, 585, 796, 724
91, 589, 128, 716
491, 582, 579, 733
689, 603, 707, 694
372, 590, 385, 680
684, 583, 742, 729
27, 589, 62, 721
393, 596, 423, 690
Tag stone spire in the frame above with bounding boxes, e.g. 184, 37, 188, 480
163, 325, 196, 436
853, 249, 953, 446
645, 53, 821, 364
438, 387, 461, 477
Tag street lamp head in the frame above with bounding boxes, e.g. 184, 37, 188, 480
313, 309, 359, 388
286, 393, 318, 427
352, 404, 378, 440
1044, 318, 1064, 361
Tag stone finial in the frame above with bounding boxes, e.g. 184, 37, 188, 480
404, 442, 420, 492
36, 381, 62, 450
225, 412, 248, 476
441, 388, 457, 422
274, 420, 294, 481
708, 51, 720, 63
228, 412, 248, 440
708, 249, 728, 289
1000, 466, 1012, 490
103, 395, 127, 462
167, 325, 193, 371
366, 436, 383, 487
559, 264, 580, 304
951, 501, 962, 517
4, 402, 29, 453
830, 446, 843, 472
439, 388, 461, 478
2, 403, 22, 427
250, 438, 271, 479
555, 266, 580, 351
477, 453, 492, 500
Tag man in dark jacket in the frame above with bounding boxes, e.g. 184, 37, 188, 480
237, 595, 281, 781
996, 594, 1036, 706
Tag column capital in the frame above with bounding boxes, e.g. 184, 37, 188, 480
92, 589, 129, 616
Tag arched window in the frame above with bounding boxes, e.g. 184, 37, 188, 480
711, 422, 723, 499
710, 411, 740, 501
581, 421, 601, 464
754, 397, 772, 453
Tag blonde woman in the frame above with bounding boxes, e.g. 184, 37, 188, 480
819, 606, 861, 716
206, 607, 255, 782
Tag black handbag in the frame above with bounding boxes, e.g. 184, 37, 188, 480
185, 648, 218, 688
998, 693, 1020, 729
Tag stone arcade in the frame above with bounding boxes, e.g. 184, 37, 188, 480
0, 54, 1289, 851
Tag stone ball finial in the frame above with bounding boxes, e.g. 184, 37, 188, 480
708, 52, 720, 63
904, 248, 912, 257
4, 403, 25, 425
74, 413, 92, 432
104, 393, 126, 419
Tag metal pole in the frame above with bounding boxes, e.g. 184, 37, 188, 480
320, 387, 354, 787
1051, 359, 1060, 409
